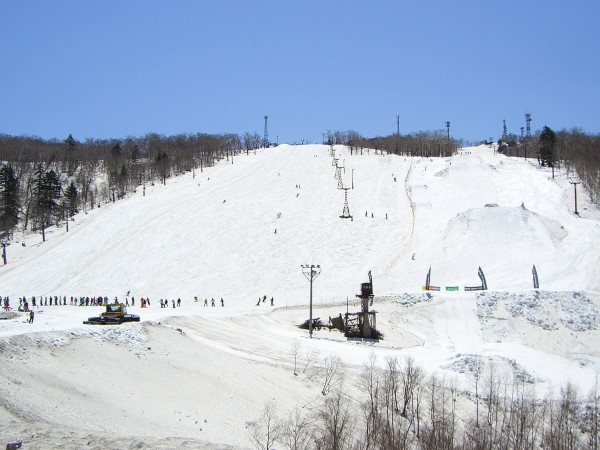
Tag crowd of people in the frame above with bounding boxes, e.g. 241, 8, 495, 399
1, 294, 232, 314
2, 293, 282, 325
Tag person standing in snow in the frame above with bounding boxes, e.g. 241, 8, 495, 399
29, 310, 34, 324
211, 298, 215, 307
6, 437, 23, 449
204, 298, 208, 307
270, 297, 274, 306
220, 298, 224, 307
177, 298, 181, 307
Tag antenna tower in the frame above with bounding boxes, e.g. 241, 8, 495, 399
263, 115, 269, 148
396, 115, 400, 135
525, 113, 532, 138
502, 119, 508, 138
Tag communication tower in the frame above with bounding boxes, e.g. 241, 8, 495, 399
525, 113, 532, 138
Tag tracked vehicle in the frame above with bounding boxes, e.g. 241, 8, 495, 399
83, 303, 140, 325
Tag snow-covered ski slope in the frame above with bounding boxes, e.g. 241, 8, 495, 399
2, 144, 600, 448
2, 143, 599, 302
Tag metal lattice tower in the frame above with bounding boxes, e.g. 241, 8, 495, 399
525, 113, 532, 138
503, 119, 508, 138
340, 187, 352, 219
263, 115, 269, 148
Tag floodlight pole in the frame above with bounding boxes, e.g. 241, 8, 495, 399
302, 264, 321, 338
569, 179, 581, 215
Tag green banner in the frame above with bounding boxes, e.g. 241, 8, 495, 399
445, 286, 459, 291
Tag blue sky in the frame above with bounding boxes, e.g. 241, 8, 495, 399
1, 1, 598, 144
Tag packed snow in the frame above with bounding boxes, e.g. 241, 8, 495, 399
1, 144, 599, 448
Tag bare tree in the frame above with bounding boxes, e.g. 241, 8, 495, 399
321, 355, 342, 396
291, 339, 302, 376
281, 407, 315, 450
314, 390, 355, 450
247, 400, 284, 450
400, 355, 423, 418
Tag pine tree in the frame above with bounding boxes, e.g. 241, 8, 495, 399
64, 181, 78, 218
0, 164, 20, 236
34, 164, 62, 241
539, 126, 558, 177
64, 134, 77, 175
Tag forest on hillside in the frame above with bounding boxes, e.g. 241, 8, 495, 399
0, 128, 598, 244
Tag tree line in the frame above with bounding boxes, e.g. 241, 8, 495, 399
499, 127, 600, 204
324, 130, 459, 158
0, 131, 253, 242
248, 353, 599, 450
1, 126, 597, 245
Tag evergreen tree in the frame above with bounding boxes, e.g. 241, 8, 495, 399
111, 142, 123, 159
539, 126, 558, 176
155, 151, 170, 185
0, 164, 20, 236
64, 133, 77, 175
64, 181, 78, 217
130, 144, 139, 163
34, 164, 62, 241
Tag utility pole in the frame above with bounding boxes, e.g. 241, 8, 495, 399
569, 179, 582, 215
396, 115, 400, 135
301, 264, 321, 338
263, 115, 269, 148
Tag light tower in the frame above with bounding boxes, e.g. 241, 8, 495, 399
445, 121, 450, 140
569, 178, 582, 215
301, 265, 321, 338
263, 115, 269, 148
525, 113, 532, 138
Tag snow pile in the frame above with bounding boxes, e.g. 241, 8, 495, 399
476, 290, 599, 332
443, 353, 482, 374
83, 323, 150, 349
386, 292, 433, 306
444, 353, 541, 384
